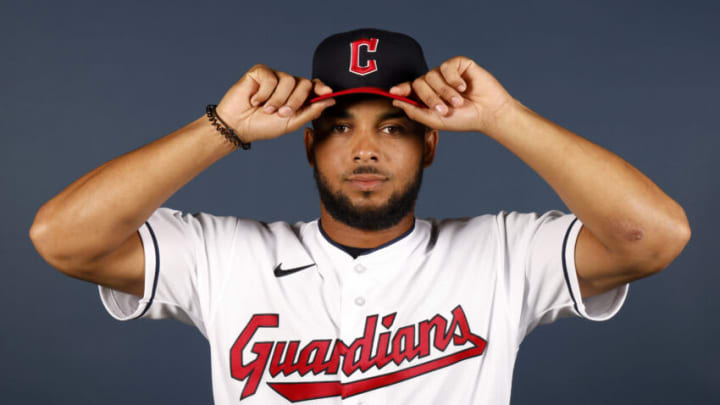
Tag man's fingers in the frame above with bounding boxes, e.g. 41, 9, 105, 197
389, 82, 412, 97
412, 77, 449, 116
278, 77, 313, 117
288, 98, 336, 130
425, 69, 464, 108
248, 65, 278, 107
440, 58, 467, 92
312, 79, 333, 96
391, 99, 438, 128
263, 71, 296, 114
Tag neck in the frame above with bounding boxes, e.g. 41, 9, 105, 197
319, 204, 415, 248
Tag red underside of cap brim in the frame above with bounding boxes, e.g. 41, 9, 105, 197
309, 87, 422, 107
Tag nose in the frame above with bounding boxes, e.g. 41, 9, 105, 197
351, 128, 380, 163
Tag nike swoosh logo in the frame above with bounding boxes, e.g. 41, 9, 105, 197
273, 263, 315, 277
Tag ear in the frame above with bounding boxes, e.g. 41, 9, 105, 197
422, 128, 438, 168
304, 127, 315, 167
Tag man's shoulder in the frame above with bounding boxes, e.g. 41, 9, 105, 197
417, 209, 569, 237
415, 213, 500, 242
224, 215, 318, 241
418, 212, 499, 229
422, 210, 568, 225
152, 207, 318, 239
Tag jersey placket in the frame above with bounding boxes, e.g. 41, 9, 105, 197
309, 220, 422, 404
337, 255, 387, 405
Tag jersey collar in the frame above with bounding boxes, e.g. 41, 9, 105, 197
309, 217, 430, 271
317, 218, 417, 258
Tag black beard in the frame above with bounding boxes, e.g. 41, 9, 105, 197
313, 165, 423, 231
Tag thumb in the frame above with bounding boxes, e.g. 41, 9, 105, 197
288, 98, 336, 130
312, 79, 334, 96
392, 99, 437, 128
389, 82, 412, 97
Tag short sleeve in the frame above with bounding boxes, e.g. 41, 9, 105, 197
501, 210, 629, 340
97, 207, 238, 336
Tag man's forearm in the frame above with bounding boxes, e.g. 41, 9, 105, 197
485, 99, 689, 263
30, 115, 235, 268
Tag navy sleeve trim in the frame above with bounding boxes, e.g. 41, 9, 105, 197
561, 217, 581, 316
133, 221, 160, 320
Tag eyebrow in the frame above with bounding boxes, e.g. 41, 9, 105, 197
322, 108, 409, 121
322, 109, 352, 119
378, 110, 409, 121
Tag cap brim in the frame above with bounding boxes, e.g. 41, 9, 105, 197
309, 87, 423, 107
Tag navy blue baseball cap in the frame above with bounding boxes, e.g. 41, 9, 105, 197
309, 28, 428, 107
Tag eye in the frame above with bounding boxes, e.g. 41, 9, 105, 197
381, 125, 405, 135
330, 124, 350, 133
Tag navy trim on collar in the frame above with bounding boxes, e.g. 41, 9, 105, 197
318, 218, 416, 258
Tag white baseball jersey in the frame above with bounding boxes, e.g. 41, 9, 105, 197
99, 207, 628, 404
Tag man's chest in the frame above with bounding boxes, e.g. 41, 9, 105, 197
206, 251, 510, 403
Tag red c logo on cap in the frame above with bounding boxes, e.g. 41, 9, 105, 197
349, 38, 379, 76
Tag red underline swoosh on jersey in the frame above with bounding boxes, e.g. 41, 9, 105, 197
267, 343, 486, 402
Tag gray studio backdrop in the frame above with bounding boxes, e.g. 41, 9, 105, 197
2, 0, 717, 403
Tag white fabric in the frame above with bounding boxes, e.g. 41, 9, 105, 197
99, 207, 628, 404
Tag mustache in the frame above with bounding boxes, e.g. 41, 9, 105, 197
351, 166, 384, 176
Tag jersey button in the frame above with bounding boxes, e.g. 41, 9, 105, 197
354, 264, 366, 273
354, 296, 366, 306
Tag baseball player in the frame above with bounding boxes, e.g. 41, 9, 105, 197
30, 28, 690, 404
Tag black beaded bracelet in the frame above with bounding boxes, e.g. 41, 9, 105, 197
205, 104, 251, 150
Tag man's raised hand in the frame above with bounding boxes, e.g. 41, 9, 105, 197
215, 65, 335, 143
388, 56, 517, 134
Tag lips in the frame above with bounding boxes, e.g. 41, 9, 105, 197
346, 174, 387, 191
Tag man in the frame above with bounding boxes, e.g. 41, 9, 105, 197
29, 28, 690, 404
